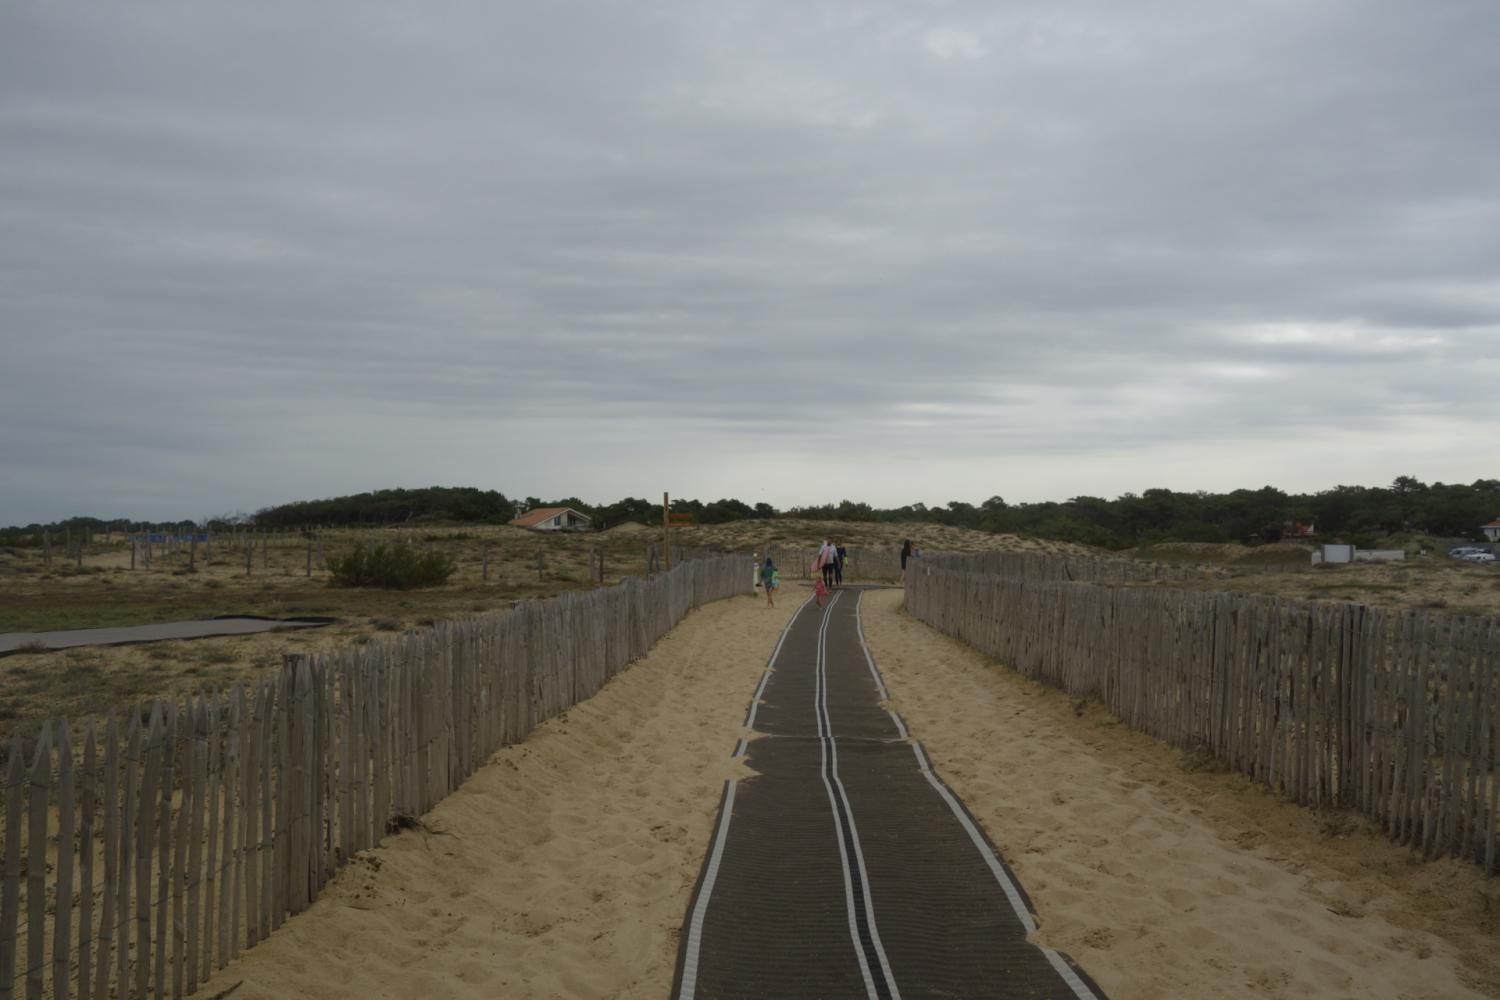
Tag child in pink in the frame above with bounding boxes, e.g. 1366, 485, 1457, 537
813, 576, 830, 606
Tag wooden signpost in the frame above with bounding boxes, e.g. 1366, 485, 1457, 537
663, 492, 693, 571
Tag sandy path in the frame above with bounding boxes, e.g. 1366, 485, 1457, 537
197, 591, 797, 1000
857, 589, 1500, 1000
196, 586, 1500, 1000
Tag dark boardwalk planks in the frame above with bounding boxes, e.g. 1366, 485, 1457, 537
675, 588, 1106, 1000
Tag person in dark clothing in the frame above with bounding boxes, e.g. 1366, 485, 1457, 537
900, 539, 912, 581
833, 542, 847, 586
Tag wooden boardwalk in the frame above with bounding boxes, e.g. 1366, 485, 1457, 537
673, 587, 1106, 1000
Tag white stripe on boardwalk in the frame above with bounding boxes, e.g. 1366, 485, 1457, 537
856, 593, 1102, 1000
675, 780, 739, 1000
816, 594, 901, 999
681, 592, 817, 996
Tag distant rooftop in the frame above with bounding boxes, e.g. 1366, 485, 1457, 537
509, 506, 589, 528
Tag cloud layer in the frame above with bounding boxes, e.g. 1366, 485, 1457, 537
3, 2, 1498, 523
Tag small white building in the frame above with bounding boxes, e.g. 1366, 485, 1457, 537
1311, 543, 1405, 565
510, 506, 592, 532
1482, 519, 1500, 544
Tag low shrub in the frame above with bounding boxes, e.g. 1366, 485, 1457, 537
326, 543, 456, 589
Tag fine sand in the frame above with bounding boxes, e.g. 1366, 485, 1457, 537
859, 588, 1500, 1000
198, 587, 1500, 1000
196, 591, 795, 1000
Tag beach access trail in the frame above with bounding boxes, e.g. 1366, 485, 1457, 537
196, 588, 1500, 1000
673, 587, 1103, 999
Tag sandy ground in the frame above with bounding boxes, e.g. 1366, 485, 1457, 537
191, 586, 1500, 1000
858, 588, 1500, 1000
195, 591, 795, 1000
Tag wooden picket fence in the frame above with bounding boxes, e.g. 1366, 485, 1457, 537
907, 554, 1500, 871
767, 546, 905, 583
921, 549, 1217, 583
0, 553, 752, 1000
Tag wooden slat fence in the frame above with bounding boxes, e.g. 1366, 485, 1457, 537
0, 553, 751, 999
920, 549, 1219, 583
906, 554, 1500, 870
766, 546, 905, 583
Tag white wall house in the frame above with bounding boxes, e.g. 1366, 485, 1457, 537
509, 506, 592, 532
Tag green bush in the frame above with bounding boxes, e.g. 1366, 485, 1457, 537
326, 543, 457, 589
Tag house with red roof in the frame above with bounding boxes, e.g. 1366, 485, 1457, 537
509, 506, 592, 532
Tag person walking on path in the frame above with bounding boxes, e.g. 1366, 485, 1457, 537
900, 539, 912, 581
833, 541, 847, 587
760, 556, 778, 607
818, 539, 838, 590
813, 574, 830, 607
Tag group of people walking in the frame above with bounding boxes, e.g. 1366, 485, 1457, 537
812, 539, 847, 605
758, 538, 847, 608
758, 538, 920, 608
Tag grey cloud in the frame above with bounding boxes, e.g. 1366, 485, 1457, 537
3, 1, 1499, 522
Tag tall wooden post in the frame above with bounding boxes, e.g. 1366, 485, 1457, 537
663, 492, 672, 571
481, 544, 489, 582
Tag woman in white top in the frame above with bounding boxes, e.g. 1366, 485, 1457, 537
818, 540, 838, 590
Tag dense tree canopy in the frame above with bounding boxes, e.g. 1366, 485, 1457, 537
253, 487, 515, 528
7, 478, 1498, 550
862, 479, 1500, 549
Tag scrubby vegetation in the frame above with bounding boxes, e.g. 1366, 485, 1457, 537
326, 543, 458, 589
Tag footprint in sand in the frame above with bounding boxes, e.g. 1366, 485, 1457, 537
1082, 927, 1114, 950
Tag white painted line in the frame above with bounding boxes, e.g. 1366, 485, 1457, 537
743, 593, 815, 732
817, 594, 902, 1000
909, 742, 1037, 934
853, 591, 890, 698
859, 601, 1101, 1000
677, 779, 739, 1000
1043, 947, 1103, 1000
854, 591, 909, 740
813, 596, 881, 1000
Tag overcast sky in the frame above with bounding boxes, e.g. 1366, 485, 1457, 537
3, 2, 1498, 524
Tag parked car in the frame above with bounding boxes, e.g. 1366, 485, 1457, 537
1450, 546, 1485, 558
1463, 552, 1497, 563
